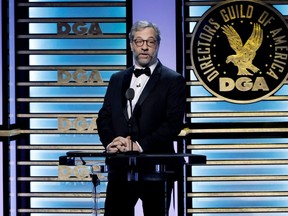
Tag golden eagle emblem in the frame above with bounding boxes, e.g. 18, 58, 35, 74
222, 23, 263, 76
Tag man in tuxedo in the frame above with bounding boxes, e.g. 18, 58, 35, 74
96, 20, 186, 216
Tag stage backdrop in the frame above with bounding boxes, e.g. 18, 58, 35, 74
12, 0, 181, 216
1, 0, 288, 216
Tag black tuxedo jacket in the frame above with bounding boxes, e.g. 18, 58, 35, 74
96, 61, 186, 177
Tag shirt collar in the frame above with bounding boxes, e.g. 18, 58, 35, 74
134, 60, 158, 75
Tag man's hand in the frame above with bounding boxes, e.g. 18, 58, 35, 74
106, 136, 140, 153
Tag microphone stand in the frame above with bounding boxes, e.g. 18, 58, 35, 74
125, 88, 138, 154
127, 98, 134, 152
127, 100, 139, 155
125, 88, 139, 181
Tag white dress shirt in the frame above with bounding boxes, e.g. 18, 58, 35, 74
127, 62, 158, 118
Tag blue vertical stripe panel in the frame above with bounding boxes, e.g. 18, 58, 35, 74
26, 0, 129, 213
9, 0, 16, 124
29, 7, 126, 18
29, 55, 126, 66
29, 39, 126, 49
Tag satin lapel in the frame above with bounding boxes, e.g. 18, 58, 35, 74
133, 64, 161, 113
121, 68, 133, 121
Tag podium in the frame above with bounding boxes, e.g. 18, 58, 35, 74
58, 151, 206, 216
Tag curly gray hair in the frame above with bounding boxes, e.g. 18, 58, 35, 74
129, 20, 161, 44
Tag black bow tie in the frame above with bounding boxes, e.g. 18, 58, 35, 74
133, 67, 151, 77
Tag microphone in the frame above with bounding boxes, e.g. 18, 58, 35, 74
125, 88, 134, 120
125, 88, 135, 101
125, 88, 137, 154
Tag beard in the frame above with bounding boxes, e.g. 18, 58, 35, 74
135, 53, 157, 67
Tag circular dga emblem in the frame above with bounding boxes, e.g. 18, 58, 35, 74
191, 0, 288, 103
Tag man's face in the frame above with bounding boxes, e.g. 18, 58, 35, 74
130, 27, 159, 67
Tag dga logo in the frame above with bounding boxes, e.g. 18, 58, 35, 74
191, 0, 288, 103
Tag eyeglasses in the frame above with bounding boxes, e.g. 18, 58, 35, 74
133, 39, 157, 48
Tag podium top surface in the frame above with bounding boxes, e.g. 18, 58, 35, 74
64, 150, 206, 165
